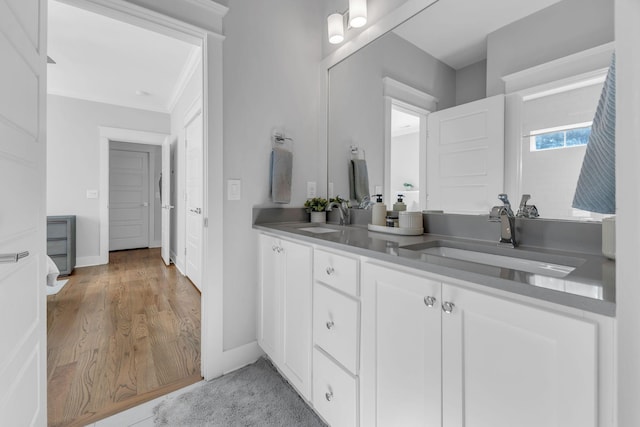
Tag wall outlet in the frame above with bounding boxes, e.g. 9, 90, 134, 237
86, 189, 99, 199
375, 185, 383, 195
307, 181, 317, 198
328, 182, 334, 199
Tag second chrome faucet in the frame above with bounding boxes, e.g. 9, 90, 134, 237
489, 193, 517, 248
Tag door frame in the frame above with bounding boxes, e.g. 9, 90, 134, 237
102, 130, 167, 259
57, 0, 226, 382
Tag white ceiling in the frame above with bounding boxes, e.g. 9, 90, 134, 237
393, 0, 561, 70
47, 0, 198, 113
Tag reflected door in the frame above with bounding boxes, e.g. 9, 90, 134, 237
185, 111, 203, 291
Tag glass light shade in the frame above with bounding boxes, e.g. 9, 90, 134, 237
327, 13, 344, 44
349, 0, 367, 28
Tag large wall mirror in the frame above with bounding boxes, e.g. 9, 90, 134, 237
326, 0, 614, 220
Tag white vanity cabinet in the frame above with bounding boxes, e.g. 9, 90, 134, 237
258, 234, 313, 400
361, 262, 612, 427
312, 248, 360, 427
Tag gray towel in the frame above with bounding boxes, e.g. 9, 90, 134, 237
270, 147, 293, 204
573, 53, 615, 214
349, 159, 370, 203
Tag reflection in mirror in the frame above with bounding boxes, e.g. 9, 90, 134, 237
389, 106, 421, 210
327, 0, 614, 220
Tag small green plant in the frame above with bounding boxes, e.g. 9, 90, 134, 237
304, 197, 329, 212
330, 196, 349, 206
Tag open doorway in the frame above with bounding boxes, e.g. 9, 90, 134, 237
45, 0, 205, 424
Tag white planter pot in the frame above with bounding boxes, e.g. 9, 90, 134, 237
310, 211, 327, 224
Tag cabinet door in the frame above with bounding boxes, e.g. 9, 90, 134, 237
258, 234, 282, 362
361, 263, 442, 427
281, 239, 313, 400
441, 284, 597, 427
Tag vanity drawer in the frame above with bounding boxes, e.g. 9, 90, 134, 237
314, 249, 358, 296
314, 283, 359, 374
313, 347, 357, 427
47, 239, 67, 256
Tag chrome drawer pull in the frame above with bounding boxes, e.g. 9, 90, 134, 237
423, 296, 436, 307
325, 266, 335, 275
326, 320, 334, 330
325, 391, 333, 402
0, 251, 29, 264
442, 301, 455, 314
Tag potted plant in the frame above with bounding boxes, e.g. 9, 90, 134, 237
304, 197, 329, 223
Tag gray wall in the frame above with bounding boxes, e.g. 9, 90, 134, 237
222, 0, 324, 350
486, 0, 614, 96
328, 31, 455, 201
47, 95, 170, 266
455, 59, 487, 105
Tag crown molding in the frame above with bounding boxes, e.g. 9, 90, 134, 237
183, 0, 229, 17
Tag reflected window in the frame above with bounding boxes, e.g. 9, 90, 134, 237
530, 123, 592, 151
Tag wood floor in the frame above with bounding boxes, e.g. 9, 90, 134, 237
47, 248, 201, 427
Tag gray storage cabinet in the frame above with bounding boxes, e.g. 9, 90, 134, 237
47, 215, 76, 276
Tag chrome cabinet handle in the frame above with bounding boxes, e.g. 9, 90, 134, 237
325, 266, 335, 275
0, 251, 29, 264
325, 391, 333, 402
272, 246, 283, 253
423, 296, 436, 307
326, 320, 334, 330
442, 301, 455, 314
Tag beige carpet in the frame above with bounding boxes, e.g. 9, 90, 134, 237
153, 358, 326, 426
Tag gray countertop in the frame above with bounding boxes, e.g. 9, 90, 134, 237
254, 221, 616, 317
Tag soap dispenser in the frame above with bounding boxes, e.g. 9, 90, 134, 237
393, 194, 407, 212
372, 194, 387, 226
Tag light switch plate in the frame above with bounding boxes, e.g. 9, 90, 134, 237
307, 181, 317, 198
228, 179, 241, 200
86, 189, 99, 199
375, 185, 383, 195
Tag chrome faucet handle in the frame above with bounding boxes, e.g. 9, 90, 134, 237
497, 193, 514, 217
516, 194, 540, 218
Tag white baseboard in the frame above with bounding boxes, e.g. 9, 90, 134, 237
222, 341, 264, 375
75, 255, 105, 268
149, 240, 161, 248
174, 258, 186, 276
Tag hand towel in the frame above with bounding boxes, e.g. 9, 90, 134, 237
349, 159, 370, 203
572, 53, 616, 214
270, 147, 293, 204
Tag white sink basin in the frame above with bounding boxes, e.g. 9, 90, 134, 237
297, 227, 340, 234
420, 246, 576, 278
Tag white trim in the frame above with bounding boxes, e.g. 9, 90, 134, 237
149, 240, 161, 248
221, 341, 264, 375
75, 255, 104, 268
184, 95, 203, 126
56, 0, 224, 44
167, 47, 202, 113
502, 42, 615, 94
183, 0, 229, 17
47, 89, 171, 114
382, 77, 439, 111
99, 127, 169, 265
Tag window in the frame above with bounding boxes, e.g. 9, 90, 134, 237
530, 122, 592, 151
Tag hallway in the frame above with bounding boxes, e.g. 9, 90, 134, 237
47, 248, 201, 427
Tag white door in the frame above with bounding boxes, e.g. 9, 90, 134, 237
161, 137, 173, 265
281, 239, 312, 400
258, 234, 281, 361
441, 283, 597, 427
109, 148, 150, 251
361, 263, 442, 427
0, 0, 47, 425
427, 94, 505, 214
185, 111, 203, 290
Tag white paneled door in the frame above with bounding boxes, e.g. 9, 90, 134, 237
109, 148, 150, 251
0, 0, 47, 425
427, 94, 505, 214
185, 109, 203, 291
161, 137, 172, 265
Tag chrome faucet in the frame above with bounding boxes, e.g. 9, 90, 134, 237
489, 193, 517, 248
327, 198, 351, 226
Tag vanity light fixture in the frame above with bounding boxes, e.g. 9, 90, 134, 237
327, 0, 367, 44
348, 0, 367, 28
327, 13, 344, 44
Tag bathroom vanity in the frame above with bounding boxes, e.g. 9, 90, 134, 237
254, 213, 615, 427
